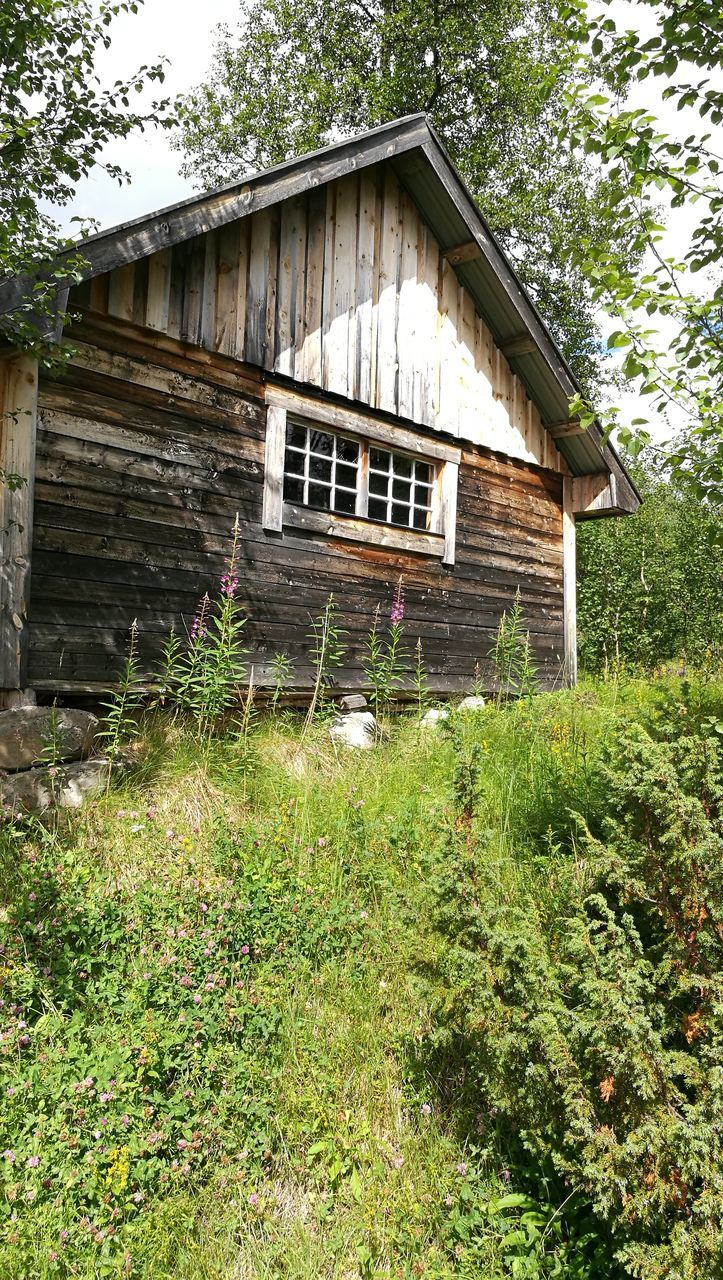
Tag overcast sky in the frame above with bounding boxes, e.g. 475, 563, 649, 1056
53, 0, 717, 437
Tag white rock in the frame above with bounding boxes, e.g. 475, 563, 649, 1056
0, 707, 99, 772
1, 759, 113, 817
457, 695, 486, 712
329, 711, 378, 749
420, 707, 450, 729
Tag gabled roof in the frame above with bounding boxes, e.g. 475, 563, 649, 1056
1, 113, 639, 508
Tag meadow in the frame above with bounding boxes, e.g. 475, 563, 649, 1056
2, 669, 721, 1280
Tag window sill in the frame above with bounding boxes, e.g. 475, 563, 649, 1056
282, 503, 446, 558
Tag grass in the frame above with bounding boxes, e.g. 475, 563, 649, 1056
1, 673, 717, 1279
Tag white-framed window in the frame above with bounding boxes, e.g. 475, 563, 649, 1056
262, 387, 460, 564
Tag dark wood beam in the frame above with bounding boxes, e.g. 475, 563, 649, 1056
442, 240, 483, 266
546, 420, 586, 440
500, 334, 537, 360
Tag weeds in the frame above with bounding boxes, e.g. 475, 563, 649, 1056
304, 594, 346, 731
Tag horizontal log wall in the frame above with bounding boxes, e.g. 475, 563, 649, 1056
71, 167, 565, 474
28, 320, 565, 694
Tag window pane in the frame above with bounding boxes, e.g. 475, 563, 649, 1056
369, 471, 388, 496
393, 454, 412, 479
391, 503, 411, 526
336, 463, 357, 490
284, 476, 304, 504
368, 497, 387, 522
413, 484, 432, 508
284, 448, 305, 477
370, 447, 391, 471
414, 461, 432, 485
286, 422, 307, 450
309, 429, 334, 457
413, 507, 431, 530
334, 489, 356, 515
308, 483, 331, 510
309, 455, 332, 484
336, 437, 359, 463
392, 478, 411, 503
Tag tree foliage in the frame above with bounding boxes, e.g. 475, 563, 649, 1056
175, 0, 635, 393
577, 462, 722, 673
0, 0, 170, 345
563, 0, 723, 500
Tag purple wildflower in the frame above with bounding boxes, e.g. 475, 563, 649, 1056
390, 578, 405, 625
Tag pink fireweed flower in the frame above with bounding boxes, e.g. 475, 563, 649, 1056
190, 593, 210, 642
220, 573, 239, 599
390, 578, 405, 625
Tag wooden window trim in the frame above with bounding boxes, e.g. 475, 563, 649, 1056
263, 391, 460, 565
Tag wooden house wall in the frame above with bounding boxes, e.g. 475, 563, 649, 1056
72, 166, 565, 475
27, 318, 566, 693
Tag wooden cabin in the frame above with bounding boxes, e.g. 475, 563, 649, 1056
0, 115, 639, 706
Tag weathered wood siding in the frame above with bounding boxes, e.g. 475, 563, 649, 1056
73, 166, 565, 474
28, 319, 565, 693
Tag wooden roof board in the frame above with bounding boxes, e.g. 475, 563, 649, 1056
0, 112, 640, 509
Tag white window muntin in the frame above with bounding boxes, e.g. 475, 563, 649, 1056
284, 417, 438, 531
264, 387, 460, 565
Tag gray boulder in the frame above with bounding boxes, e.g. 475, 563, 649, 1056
0, 707, 99, 772
1, 759, 113, 817
329, 710, 378, 750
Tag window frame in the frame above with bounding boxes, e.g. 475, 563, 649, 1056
263, 387, 460, 565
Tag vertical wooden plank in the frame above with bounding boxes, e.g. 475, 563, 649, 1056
440, 459, 458, 566
264, 205, 281, 371
214, 223, 240, 356
107, 263, 135, 322
246, 208, 271, 367
0, 355, 38, 696
276, 198, 304, 378
355, 168, 377, 405
262, 404, 286, 532
88, 274, 109, 314
291, 197, 308, 383
166, 243, 185, 340
412, 223, 438, 428
181, 235, 205, 346
436, 257, 459, 435
397, 188, 419, 421
302, 187, 326, 386
146, 249, 172, 332
322, 176, 357, 399
132, 256, 149, 327
375, 167, 400, 415
201, 230, 218, 350
457, 287, 477, 440
235, 218, 250, 361
562, 476, 577, 685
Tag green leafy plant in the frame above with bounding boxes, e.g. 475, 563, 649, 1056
412, 636, 429, 720
304, 593, 346, 731
424, 693, 723, 1279
156, 518, 248, 742
489, 592, 539, 702
98, 617, 144, 767
363, 579, 407, 716
266, 650, 295, 713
